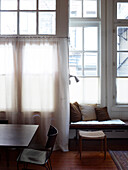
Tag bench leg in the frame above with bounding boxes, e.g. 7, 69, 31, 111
79, 136, 82, 160
101, 139, 103, 152
104, 136, 107, 159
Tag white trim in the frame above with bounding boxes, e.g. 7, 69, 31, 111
107, 0, 114, 111
100, 0, 106, 106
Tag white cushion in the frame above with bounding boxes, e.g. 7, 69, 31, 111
79, 104, 97, 121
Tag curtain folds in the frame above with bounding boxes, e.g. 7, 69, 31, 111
0, 38, 69, 151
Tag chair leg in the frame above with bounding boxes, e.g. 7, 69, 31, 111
49, 158, 52, 170
47, 161, 52, 170
44, 164, 49, 169
17, 162, 19, 170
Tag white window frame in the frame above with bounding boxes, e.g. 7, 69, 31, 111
107, 0, 128, 113
69, 0, 106, 106
0, 0, 68, 38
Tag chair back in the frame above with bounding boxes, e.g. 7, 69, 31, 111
45, 125, 58, 151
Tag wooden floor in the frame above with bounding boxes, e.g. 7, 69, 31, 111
1, 138, 128, 170
0, 150, 117, 170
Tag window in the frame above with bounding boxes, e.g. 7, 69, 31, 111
0, 0, 56, 35
69, 0, 101, 104
0, 0, 68, 112
114, 1, 128, 104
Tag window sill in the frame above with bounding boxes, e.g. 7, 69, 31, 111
111, 105, 128, 112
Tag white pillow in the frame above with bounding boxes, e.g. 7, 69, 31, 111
79, 104, 97, 121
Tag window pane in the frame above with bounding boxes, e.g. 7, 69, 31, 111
70, 0, 82, 17
117, 52, 128, 77
0, 12, 17, 35
20, 12, 36, 35
0, 43, 14, 110
83, 0, 97, 18
39, 12, 56, 35
0, 0, 17, 10
22, 43, 55, 112
69, 27, 82, 51
84, 27, 98, 51
69, 77, 100, 104
20, 0, 36, 10
117, 27, 128, 51
116, 78, 128, 104
39, 0, 56, 10
69, 52, 82, 76
84, 52, 98, 76
117, 2, 128, 20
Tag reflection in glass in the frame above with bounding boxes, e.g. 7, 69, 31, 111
117, 52, 128, 77
70, 0, 82, 17
83, 0, 97, 18
116, 78, 128, 104
39, 0, 56, 10
69, 52, 82, 76
0, 0, 17, 10
20, 0, 36, 10
84, 27, 98, 51
117, 27, 128, 51
69, 27, 82, 51
39, 12, 56, 34
117, 2, 128, 19
19, 12, 36, 35
0, 12, 17, 35
84, 53, 97, 76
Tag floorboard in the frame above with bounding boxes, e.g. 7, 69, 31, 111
0, 149, 117, 170
0, 138, 128, 170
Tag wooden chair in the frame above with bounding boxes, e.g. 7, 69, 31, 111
79, 130, 107, 160
17, 125, 58, 170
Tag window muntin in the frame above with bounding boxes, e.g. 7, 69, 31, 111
0, 0, 56, 35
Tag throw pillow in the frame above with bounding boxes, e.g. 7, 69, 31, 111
79, 104, 97, 121
70, 102, 82, 122
95, 107, 111, 121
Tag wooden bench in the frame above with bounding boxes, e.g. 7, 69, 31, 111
70, 120, 128, 139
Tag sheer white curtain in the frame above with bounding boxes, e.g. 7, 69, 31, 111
0, 38, 69, 151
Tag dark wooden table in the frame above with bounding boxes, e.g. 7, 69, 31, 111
0, 124, 39, 166
0, 124, 39, 148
